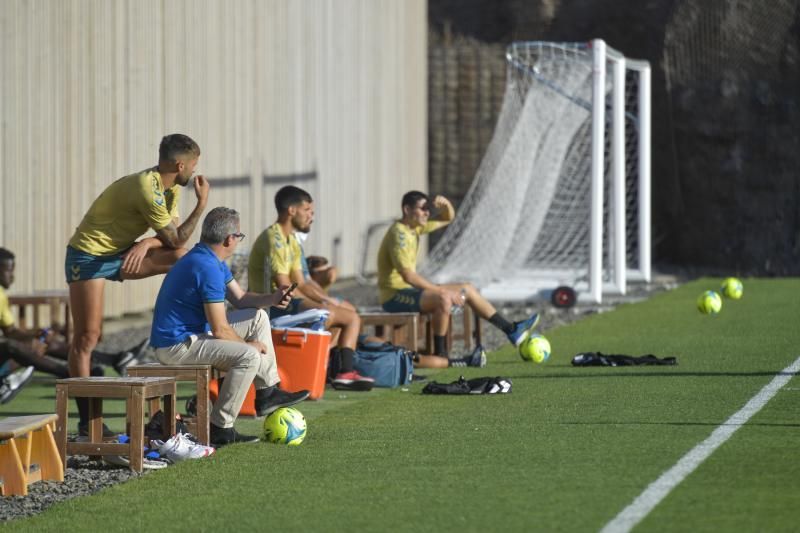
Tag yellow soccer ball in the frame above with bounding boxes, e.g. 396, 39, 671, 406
519, 334, 551, 363
697, 290, 722, 315
262, 407, 307, 446
721, 277, 743, 299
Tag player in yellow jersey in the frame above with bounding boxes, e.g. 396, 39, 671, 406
248, 186, 374, 391
65, 133, 210, 436
377, 191, 540, 367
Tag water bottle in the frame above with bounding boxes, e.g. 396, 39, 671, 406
451, 288, 467, 315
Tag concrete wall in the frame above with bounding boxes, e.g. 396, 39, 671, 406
0, 0, 427, 317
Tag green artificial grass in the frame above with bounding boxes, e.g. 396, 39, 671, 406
2, 278, 799, 532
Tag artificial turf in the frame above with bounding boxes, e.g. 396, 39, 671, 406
2, 278, 799, 532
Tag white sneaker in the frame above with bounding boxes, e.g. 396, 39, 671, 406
151, 433, 215, 462
6, 366, 34, 389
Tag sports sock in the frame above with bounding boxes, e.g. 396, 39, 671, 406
489, 313, 514, 334
433, 335, 448, 356
339, 347, 355, 373
76, 397, 89, 425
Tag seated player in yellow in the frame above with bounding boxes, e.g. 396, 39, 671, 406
65, 133, 210, 436
248, 185, 374, 392
377, 191, 541, 367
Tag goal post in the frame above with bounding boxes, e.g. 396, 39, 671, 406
421, 39, 651, 304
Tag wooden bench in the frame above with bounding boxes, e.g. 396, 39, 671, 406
8, 291, 72, 343
126, 364, 212, 445
359, 312, 419, 352
54, 377, 176, 473
362, 307, 482, 355
0, 414, 64, 496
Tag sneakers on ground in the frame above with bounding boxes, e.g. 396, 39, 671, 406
151, 433, 215, 462
209, 424, 261, 447
0, 366, 34, 404
506, 313, 540, 346
331, 370, 374, 391
449, 344, 487, 368
113, 338, 149, 376
77, 422, 118, 439
254, 388, 310, 417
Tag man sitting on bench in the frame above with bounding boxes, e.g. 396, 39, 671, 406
248, 186, 374, 392
376, 191, 541, 368
150, 207, 309, 447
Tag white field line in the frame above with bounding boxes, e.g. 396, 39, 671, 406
601, 356, 800, 533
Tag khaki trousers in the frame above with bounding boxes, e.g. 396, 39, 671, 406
155, 308, 279, 428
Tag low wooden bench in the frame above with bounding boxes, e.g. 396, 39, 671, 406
126, 364, 212, 445
0, 414, 64, 496
359, 312, 419, 352
419, 305, 483, 354
8, 291, 72, 343
362, 307, 482, 355
54, 377, 176, 473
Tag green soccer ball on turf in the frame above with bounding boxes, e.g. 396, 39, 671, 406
262, 407, 307, 446
519, 334, 551, 363
697, 290, 722, 315
720, 277, 743, 300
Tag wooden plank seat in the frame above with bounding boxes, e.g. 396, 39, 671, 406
359, 312, 419, 352
8, 291, 72, 343
126, 364, 212, 445
361, 307, 482, 355
54, 377, 176, 473
0, 414, 64, 496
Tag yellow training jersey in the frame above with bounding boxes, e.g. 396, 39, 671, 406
248, 223, 302, 293
0, 287, 14, 328
68, 169, 180, 256
377, 220, 446, 303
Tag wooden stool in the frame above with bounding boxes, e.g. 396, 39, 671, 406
54, 377, 176, 473
0, 414, 64, 496
126, 364, 212, 445
420, 306, 483, 354
359, 312, 419, 351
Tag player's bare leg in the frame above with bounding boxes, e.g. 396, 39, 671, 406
440, 282, 496, 319
121, 247, 187, 280
68, 278, 105, 378
325, 306, 361, 350
419, 289, 451, 336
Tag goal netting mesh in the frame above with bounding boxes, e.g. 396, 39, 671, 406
421, 40, 650, 302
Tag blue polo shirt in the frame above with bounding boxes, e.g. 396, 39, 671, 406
150, 243, 234, 348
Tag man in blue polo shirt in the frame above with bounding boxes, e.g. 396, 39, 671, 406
150, 206, 308, 446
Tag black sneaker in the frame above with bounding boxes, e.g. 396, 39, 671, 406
77, 422, 118, 439
209, 424, 260, 447
114, 338, 149, 376
449, 344, 487, 368
255, 388, 310, 417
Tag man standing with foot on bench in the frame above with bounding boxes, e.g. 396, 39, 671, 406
150, 207, 309, 447
65, 134, 209, 438
377, 191, 541, 367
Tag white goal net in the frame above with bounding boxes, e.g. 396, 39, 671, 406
421, 39, 651, 303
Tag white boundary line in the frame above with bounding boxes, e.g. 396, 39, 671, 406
601, 355, 800, 533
